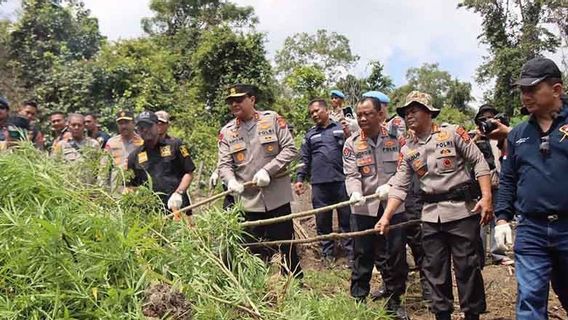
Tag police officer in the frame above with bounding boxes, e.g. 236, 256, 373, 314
217, 84, 302, 278
46, 111, 70, 152
53, 113, 100, 162
376, 91, 493, 320
294, 98, 352, 266
495, 57, 568, 319
155, 110, 176, 141
362, 91, 430, 303
343, 96, 408, 319
101, 110, 143, 192
127, 111, 195, 212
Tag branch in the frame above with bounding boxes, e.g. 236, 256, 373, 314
243, 219, 421, 247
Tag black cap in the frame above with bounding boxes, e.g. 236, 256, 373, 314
7, 116, 30, 130
0, 96, 9, 109
135, 111, 158, 125
514, 57, 562, 87
475, 104, 498, 120
225, 84, 256, 100
116, 110, 134, 121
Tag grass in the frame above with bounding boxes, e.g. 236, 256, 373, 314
0, 144, 392, 319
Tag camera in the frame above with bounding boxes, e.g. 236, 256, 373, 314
476, 113, 509, 135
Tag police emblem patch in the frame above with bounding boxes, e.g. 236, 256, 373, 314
436, 131, 450, 141
138, 151, 148, 164
236, 152, 245, 162
362, 166, 371, 174
180, 145, 190, 157
456, 126, 470, 143
560, 124, 568, 142
160, 145, 172, 157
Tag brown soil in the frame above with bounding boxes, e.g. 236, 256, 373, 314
142, 283, 192, 320
290, 186, 568, 320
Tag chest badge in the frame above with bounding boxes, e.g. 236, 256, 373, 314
138, 151, 148, 164
559, 124, 568, 142
160, 145, 172, 157
236, 152, 245, 162
436, 130, 450, 141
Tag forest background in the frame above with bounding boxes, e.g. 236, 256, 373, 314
0, 0, 567, 172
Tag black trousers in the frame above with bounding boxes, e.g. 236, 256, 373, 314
244, 203, 303, 278
312, 181, 352, 258
422, 214, 486, 314
350, 212, 408, 299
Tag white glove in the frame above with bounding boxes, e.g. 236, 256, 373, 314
494, 223, 513, 252
227, 179, 244, 195
209, 171, 219, 189
350, 192, 366, 206
167, 192, 183, 210
375, 184, 390, 200
252, 169, 271, 187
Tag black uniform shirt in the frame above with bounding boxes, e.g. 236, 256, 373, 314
127, 138, 195, 198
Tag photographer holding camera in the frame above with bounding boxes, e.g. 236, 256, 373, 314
472, 104, 514, 266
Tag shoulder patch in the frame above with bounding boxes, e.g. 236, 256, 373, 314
180, 144, 190, 157
456, 126, 471, 143
343, 146, 355, 160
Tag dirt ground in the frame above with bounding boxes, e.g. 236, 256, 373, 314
290, 186, 567, 320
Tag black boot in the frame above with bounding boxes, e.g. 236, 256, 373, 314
464, 312, 480, 320
435, 311, 451, 320
371, 285, 388, 301
386, 297, 410, 320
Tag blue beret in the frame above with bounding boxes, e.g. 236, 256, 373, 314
330, 90, 345, 99
0, 96, 9, 109
362, 91, 390, 104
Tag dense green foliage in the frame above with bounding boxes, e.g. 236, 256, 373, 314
0, 0, 565, 172
0, 144, 391, 319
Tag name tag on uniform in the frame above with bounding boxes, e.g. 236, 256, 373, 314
160, 145, 172, 157
138, 151, 148, 164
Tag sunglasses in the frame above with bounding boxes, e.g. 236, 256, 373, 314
226, 96, 247, 105
540, 135, 550, 157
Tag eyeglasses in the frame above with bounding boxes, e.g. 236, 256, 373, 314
540, 135, 550, 157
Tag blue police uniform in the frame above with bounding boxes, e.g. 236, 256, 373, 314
496, 99, 568, 319
297, 121, 352, 259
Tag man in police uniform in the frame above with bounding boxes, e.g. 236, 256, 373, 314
217, 84, 302, 278
156, 110, 176, 141
294, 98, 351, 266
127, 111, 195, 212
376, 91, 493, 320
101, 110, 143, 192
343, 96, 408, 319
53, 113, 100, 162
495, 57, 568, 319
361, 91, 430, 303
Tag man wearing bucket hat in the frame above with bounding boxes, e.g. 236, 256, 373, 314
494, 57, 568, 319
375, 91, 493, 320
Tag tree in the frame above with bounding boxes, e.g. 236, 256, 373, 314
9, 0, 104, 89
275, 29, 359, 83
366, 60, 395, 93
460, 0, 561, 116
405, 63, 473, 109
142, 0, 256, 36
